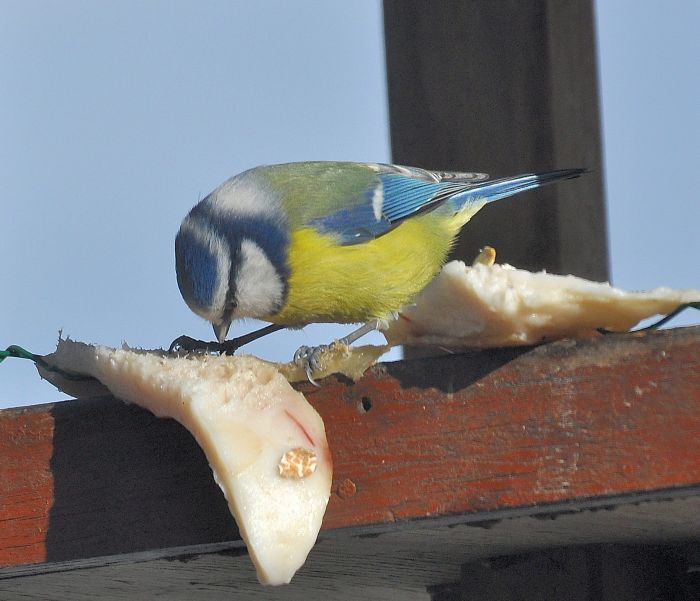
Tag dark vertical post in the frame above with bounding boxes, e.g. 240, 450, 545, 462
383, 0, 608, 279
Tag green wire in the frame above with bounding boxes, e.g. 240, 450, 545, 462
0, 345, 39, 364
0, 344, 94, 381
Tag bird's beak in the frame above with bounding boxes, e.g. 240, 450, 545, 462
213, 320, 231, 344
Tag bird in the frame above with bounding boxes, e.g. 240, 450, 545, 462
175, 161, 584, 376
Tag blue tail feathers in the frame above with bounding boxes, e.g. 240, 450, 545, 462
448, 168, 587, 210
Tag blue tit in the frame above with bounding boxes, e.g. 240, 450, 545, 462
175, 161, 583, 350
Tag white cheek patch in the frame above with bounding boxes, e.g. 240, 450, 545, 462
179, 215, 231, 323
234, 239, 285, 319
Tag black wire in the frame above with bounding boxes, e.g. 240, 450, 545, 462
597, 302, 699, 335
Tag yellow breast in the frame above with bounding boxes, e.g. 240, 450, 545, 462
268, 211, 465, 326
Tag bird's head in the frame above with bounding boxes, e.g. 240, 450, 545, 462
175, 176, 290, 343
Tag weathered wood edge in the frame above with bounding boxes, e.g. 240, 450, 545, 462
3, 484, 700, 581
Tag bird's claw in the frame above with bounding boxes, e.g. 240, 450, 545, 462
293, 344, 332, 387
168, 335, 217, 355
169, 325, 285, 356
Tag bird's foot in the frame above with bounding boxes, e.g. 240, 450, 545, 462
169, 324, 285, 356
168, 335, 220, 355
293, 344, 334, 387
292, 321, 383, 385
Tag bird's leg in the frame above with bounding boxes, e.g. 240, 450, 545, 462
219, 323, 286, 355
169, 323, 285, 355
294, 319, 381, 385
338, 319, 382, 345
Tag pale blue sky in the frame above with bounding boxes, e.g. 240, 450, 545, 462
1, 1, 698, 408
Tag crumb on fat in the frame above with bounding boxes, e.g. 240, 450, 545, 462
279, 447, 318, 479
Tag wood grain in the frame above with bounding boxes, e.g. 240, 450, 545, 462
0, 408, 53, 566
1, 326, 699, 577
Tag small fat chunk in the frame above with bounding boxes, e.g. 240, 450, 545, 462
273, 342, 388, 383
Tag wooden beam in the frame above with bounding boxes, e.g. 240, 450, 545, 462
430, 545, 700, 601
383, 0, 608, 280
1, 326, 699, 586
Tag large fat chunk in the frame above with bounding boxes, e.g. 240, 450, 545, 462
385, 248, 700, 348
40, 339, 332, 585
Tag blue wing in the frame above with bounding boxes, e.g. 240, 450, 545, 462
305, 163, 584, 246
307, 164, 487, 245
